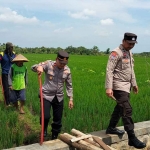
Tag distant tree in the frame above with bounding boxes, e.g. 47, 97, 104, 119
91, 46, 99, 55
65, 46, 76, 54
76, 46, 87, 55
105, 48, 110, 54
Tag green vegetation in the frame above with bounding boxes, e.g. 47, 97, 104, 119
0, 43, 110, 55
0, 54, 150, 149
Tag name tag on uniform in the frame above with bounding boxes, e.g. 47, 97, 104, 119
50, 76, 53, 80
122, 59, 129, 63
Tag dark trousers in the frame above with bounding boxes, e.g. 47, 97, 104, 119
108, 90, 134, 131
42, 96, 64, 134
2, 74, 10, 105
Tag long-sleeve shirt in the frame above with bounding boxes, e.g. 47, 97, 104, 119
105, 44, 137, 93
31, 60, 73, 102
0, 52, 16, 74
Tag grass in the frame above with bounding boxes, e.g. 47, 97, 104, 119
0, 54, 150, 149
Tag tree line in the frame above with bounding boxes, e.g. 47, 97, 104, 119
0, 43, 149, 56
0, 43, 110, 55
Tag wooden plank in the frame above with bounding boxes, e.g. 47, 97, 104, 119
71, 134, 92, 142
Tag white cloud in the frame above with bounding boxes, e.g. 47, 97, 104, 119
100, 18, 114, 25
53, 27, 73, 33
0, 7, 39, 24
68, 8, 95, 19
82, 9, 96, 16
0, 1, 150, 52
95, 30, 113, 37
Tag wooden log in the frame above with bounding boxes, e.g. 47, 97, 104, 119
92, 136, 111, 150
64, 133, 102, 150
71, 128, 115, 150
71, 135, 92, 142
71, 129, 100, 147
71, 128, 100, 148
59, 134, 92, 150
71, 128, 89, 136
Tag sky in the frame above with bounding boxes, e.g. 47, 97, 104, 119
0, 0, 150, 53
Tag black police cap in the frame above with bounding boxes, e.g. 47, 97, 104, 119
57, 50, 69, 64
124, 32, 137, 43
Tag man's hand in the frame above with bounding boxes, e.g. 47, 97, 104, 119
106, 88, 116, 100
9, 86, 13, 90
133, 86, 138, 94
37, 66, 43, 76
69, 100, 73, 109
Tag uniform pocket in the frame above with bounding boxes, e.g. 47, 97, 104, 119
47, 71, 54, 80
62, 73, 68, 82
122, 59, 130, 69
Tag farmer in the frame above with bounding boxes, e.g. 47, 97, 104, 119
105, 32, 146, 149
0, 42, 16, 106
31, 50, 73, 140
8, 54, 28, 114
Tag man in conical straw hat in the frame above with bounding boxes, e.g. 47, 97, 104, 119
12, 54, 29, 62
8, 54, 29, 114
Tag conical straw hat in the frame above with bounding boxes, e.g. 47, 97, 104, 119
12, 54, 29, 62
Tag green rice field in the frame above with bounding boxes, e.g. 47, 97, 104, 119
0, 54, 150, 149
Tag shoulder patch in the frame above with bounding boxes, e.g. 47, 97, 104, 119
0, 52, 3, 55
109, 51, 118, 60
64, 70, 69, 74
39, 61, 48, 66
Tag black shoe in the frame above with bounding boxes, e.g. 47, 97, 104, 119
106, 127, 125, 135
51, 133, 58, 140
44, 130, 47, 137
51, 135, 57, 140
129, 137, 146, 149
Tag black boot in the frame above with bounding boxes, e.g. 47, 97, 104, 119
127, 130, 146, 149
106, 127, 125, 135
51, 132, 58, 140
42, 118, 49, 137
44, 129, 47, 137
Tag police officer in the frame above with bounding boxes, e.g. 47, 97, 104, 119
31, 50, 73, 140
105, 33, 146, 149
0, 42, 16, 106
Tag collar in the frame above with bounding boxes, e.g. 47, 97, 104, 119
119, 44, 129, 53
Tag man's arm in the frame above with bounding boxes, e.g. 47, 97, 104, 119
8, 67, 13, 90
25, 68, 28, 86
105, 51, 120, 98
31, 61, 49, 74
65, 72, 73, 109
